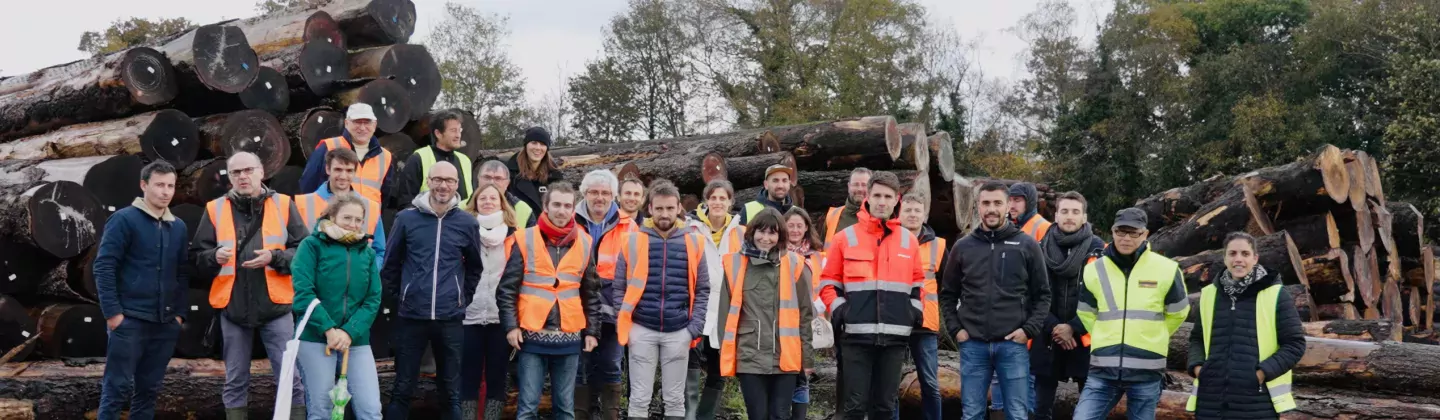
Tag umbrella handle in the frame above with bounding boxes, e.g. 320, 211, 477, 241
340, 348, 351, 375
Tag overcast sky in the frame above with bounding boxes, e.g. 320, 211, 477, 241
1, 0, 1109, 102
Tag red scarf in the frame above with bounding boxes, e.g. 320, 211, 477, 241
538, 212, 578, 247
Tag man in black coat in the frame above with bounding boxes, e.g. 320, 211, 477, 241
1031, 192, 1106, 420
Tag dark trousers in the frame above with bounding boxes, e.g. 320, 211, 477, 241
385, 318, 464, 420
738, 373, 798, 420
839, 343, 907, 420
98, 317, 180, 420
1034, 375, 1086, 420
577, 322, 624, 385
689, 343, 725, 389
461, 323, 510, 403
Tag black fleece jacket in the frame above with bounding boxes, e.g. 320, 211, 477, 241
1187, 269, 1305, 419
940, 221, 1051, 342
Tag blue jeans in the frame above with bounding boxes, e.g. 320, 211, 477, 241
960, 340, 1029, 420
518, 351, 580, 420
98, 317, 180, 420
298, 342, 382, 420
793, 374, 810, 403
385, 318, 463, 420
894, 334, 940, 420
1071, 376, 1163, 420
576, 322, 624, 385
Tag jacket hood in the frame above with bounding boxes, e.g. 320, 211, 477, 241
412, 191, 462, 217
131, 197, 176, 222
967, 219, 1022, 243
1009, 182, 1039, 224
755, 188, 793, 209
576, 199, 620, 228
913, 224, 937, 244
855, 205, 904, 237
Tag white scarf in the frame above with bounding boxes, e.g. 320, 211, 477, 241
476, 211, 508, 248
467, 210, 510, 325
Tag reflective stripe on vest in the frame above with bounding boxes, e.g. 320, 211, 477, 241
594, 216, 639, 317
823, 207, 843, 248
514, 227, 593, 333
206, 194, 293, 308
616, 231, 704, 347
321, 137, 392, 204
830, 225, 918, 337
718, 252, 804, 376
294, 192, 381, 236
1186, 284, 1296, 413
1082, 251, 1181, 371
416, 146, 474, 200
918, 238, 946, 331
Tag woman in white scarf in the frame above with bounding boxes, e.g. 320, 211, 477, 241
459, 182, 518, 419
685, 179, 745, 420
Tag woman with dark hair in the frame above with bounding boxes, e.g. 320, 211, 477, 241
713, 208, 815, 420
505, 127, 564, 212
780, 206, 824, 419
1186, 232, 1306, 420
292, 193, 383, 419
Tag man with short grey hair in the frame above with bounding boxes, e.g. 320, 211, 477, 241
190, 152, 309, 420
478, 160, 535, 227
574, 169, 635, 419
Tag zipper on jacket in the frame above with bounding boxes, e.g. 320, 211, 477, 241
431, 212, 445, 319
343, 251, 351, 325
661, 233, 668, 331
988, 242, 996, 340
875, 236, 883, 347
157, 220, 166, 321
1119, 261, 1129, 381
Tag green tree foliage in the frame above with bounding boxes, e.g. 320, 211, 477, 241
425, 2, 530, 148
77, 17, 195, 55
568, 0, 693, 142
569, 58, 642, 143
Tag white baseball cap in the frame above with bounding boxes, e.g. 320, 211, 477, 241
346, 103, 377, 121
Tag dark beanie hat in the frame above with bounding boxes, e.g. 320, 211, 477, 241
523, 126, 552, 147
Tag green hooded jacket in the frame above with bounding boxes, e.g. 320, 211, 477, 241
291, 227, 382, 346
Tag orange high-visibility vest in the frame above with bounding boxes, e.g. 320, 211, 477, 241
718, 252, 804, 377
594, 216, 639, 318
710, 223, 744, 256
319, 137, 392, 204
515, 227, 594, 333
293, 192, 382, 236
615, 231, 704, 346
804, 252, 823, 297
1020, 214, 1052, 242
206, 194, 294, 308
823, 207, 843, 248
918, 237, 947, 332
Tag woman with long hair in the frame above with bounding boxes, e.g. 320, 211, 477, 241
292, 193, 383, 419
459, 182, 520, 419
781, 206, 824, 420
505, 127, 563, 212
691, 180, 746, 420
713, 208, 815, 420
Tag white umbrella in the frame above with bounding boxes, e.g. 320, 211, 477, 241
275, 300, 322, 420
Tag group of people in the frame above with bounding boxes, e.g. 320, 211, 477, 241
90, 102, 1307, 420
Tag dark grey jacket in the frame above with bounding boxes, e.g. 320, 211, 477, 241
190, 189, 307, 327
940, 221, 1052, 342
1187, 270, 1305, 419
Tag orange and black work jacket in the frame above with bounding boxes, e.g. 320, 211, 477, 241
190, 190, 307, 327
299, 133, 395, 206
613, 225, 711, 346
818, 207, 926, 347
496, 226, 602, 338
716, 249, 815, 376
915, 225, 947, 334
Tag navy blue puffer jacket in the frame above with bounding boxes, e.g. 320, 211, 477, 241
613, 225, 710, 337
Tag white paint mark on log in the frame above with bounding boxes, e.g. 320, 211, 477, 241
383, 308, 389, 314
20, 331, 28, 337
147, 66, 155, 74
220, 170, 227, 176
191, 305, 198, 311
326, 65, 332, 73
253, 136, 261, 143
381, 96, 387, 105
6, 275, 14, 281
265, 82, 273, 90
83, 317, 91, 323
317, 116, 324, 123
410, 78, 416, 85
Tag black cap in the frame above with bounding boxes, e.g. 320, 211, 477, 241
523, 126, 552, 147
1113, 207, 1148, 230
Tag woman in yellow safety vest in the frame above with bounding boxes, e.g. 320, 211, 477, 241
713, 208, 815, 420
1186, 232, 1305, 419
781, 206, 824, 420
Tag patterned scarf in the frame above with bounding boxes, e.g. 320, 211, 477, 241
1219, 264, 1268, 297
319, 219, 367, 245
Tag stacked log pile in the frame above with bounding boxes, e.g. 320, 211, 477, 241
1138, 144, 1437, 337
0, 0, 422, 367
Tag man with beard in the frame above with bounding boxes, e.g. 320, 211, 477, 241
1009, 182, 1053, 241
613, 180, 711, 420
740, 165, 797, 224
940, 181, 1050, 420
818, 171, 926, 420
1031, 192, 1106, 420
1071, 208, 1188, 420
191, 152, 309, 420
618, 176, 647, 225
382, 162, 486, 420
574, 169, 637, 420
395, 110, 475, 206
821, 168, 872, 247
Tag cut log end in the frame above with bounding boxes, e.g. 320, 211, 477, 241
138, 109, 201, 168
267, 166, 304, 196
344, 0, 418, 47
174, 289, 216, 358
757, 131, 781, 154
191, 24, 261, 93
119, 47, 179, 105
30, 303, 106, 359
24, 182, 106, 259
296, 108, 344, 159
238, 67, 290, 115
928, 132, 955, 181
352, 45, 441, 120
298, 39, 349, 97
1315, 144, 1349, 204
0, 295, 37, 362
80, 155, 143, 212
378, 133, 418, 167
613, 162, 641, 183
338, 79, 412, 134
211, 110, 291, 179
701, 153, 727, 184
304, 10, 345, 50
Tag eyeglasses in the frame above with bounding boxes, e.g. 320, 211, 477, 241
228, 166, 259, 177
481, 174, 508, 182
1112, 229, 1145, 239
429, 177, 459, 186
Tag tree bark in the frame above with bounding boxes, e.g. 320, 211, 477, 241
1148, 181, 1271, 257
0, 109, 199, 169
1388, 202, 1424, 263
0, 47, 178, 142
1275, 212, 1341, 256
27, 303, 106, 359
236, 67, 290, 115
194, 110, 290, 180
1167, 329, 1440, 395
1303, 320, 1398, 342
349, 44, 440, 121
333, 79, 412, 134
928, 132, 955, 182
769, 116, 900, 171
174, 158, 231, 207
1302, 248, 1356, 305
175, 289, 217, 358
1134, 174, 1234, 233
1315, 303, 1360, 321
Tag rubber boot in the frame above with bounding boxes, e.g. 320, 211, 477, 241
696, 385, 723, 420
483, 399, 505, 420
790, 402, 809, 420
576, 385, 594, 420
225, 407, 248, 420
289, 405, 305, 420
684, 369, 703, 420
462, 400, 480, 420
600, 383, 624, 420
